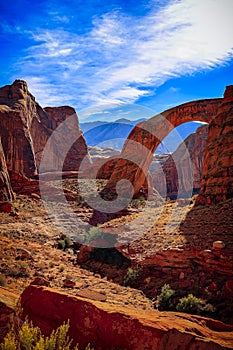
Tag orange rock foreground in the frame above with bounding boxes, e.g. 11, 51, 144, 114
16, 285, 232, 350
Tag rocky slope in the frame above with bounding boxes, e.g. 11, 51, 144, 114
152, 125, 208, 198
0, 80, 91, 194
0, 191, 232, 347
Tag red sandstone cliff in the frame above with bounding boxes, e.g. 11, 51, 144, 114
0, 138, 14, 201
0, 80, 91, 196
152, 125, 208, 198
200, 86, 233, 203
20, 285, 233, 350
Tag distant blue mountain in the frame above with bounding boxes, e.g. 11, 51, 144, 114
81, 118, 207, 153
80, 118, 145, 150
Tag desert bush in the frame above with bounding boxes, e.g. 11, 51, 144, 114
0, 319, 93, 350
176, 294, 215, 316
157, 284, 175, 311
124, 268, 138, 285
83, 227, 115, 245
59, 264, 65, 273
129, 197, 146, 209
84, 226, 104, 244
57, 235, 72, 251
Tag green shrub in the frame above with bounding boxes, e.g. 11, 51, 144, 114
83, 227, 104, 244
57, 236, 72, 251
129, 197, 146, 209
0, 319, 93, 350
124, 268, 138, 285
176, 294, 215, 316
157, 284, 175, 310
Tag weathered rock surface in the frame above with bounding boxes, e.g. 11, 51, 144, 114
0, 80, 91, 194
200, 86, 233, 203
0, 138, 14, 201
0, 287, 18, 341
21, 285, 233, 350
152, 125, 208, 198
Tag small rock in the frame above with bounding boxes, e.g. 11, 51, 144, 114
31, 193, 40, 200
223, 280, 233, 294
208, 282, 218, 292
9, 211, 19, 217
179, 272, 185, 280
30, 277, 50, 287
77, 288, 107, 302
77, 245, 94, 264
0, 202, 12, 213
212, 241, 225, 249
63, 279, 76, 288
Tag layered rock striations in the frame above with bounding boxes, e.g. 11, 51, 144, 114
152, 125, 208, 198
0, 138, 14, 201
200, 86, 233, 203
0, 80, 37, 178
0, 80, 91, 197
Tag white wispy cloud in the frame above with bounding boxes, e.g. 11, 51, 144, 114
14, 0, 233, 112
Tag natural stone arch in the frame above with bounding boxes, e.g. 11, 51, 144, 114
106, 98, 222, 197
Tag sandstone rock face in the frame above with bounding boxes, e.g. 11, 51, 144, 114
37, 106, 91, 172
0, 138, 14, 201
21, 285, 233, 350
0, 80, 91, 194
152, 125, 208, 198
0, 80, 37, 178
200, 86, 233, 203
0, 287, 18, 341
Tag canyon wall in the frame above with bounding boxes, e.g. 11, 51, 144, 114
199, 86, 233, 203
152, 125, 208, 198
0, 138, 14, 201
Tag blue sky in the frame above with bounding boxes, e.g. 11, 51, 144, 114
1, 0, 233, 121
